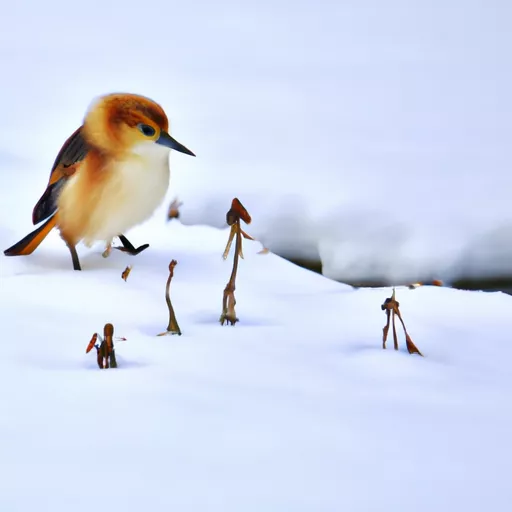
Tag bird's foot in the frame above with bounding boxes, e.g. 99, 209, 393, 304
102, 240, 113, 258
114, 243, 149, 256
114, 235, 149, 256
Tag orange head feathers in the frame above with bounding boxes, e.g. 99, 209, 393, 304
4, 92, 196, 271
83, 93, 195, 157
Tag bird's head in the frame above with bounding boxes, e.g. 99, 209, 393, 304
82, 93, 195, 158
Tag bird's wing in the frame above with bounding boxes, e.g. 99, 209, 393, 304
32, 126, 89, 225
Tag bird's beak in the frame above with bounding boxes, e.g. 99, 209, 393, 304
156, 131, 196, 156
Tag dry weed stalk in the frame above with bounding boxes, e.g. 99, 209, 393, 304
121, 265, 132, 281
381, 288, 423, 356
157, 259, 182, 336
167, 198, 183, 220
220, 198, 255, 325
86, 323, 126, 369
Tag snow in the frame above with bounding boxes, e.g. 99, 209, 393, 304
1, 207, 512, 511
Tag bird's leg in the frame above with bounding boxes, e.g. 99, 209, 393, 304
114, 234, 150, 256
65, 241, 81, 271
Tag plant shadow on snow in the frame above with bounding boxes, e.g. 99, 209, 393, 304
3, 235, 171, 272
137, 310, 280, 335
19, 354, 150, 372
82, 355, 149, 371
340, 337, 455, 370
342, 343, 425, 361
2, 248, 122, 273
136, 315, 277, 338
3, 241, 213, 279
190, 310, 280, 327
137, 323, 177, 337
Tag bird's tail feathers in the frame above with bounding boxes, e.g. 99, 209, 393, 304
4, 214, 58, 257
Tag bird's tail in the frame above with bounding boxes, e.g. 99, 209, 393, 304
4, 214, 58, 257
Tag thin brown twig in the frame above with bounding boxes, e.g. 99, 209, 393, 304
382, 309, 390, 349
392, 309, 399, 351
158, 260, 182, 336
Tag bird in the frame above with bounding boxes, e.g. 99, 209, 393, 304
3, 92, 195, 270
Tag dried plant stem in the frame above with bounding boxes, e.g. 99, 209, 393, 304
220, 198, 255, 326
158, 260, 182, 336
395, 309, 423, 356
220, 219, 241, 326
86, 325, 125, 369
96, 340, 105, 369
167, 198, 183, 220
121, 265, 132, 281
382, 310, 390, 349
104, 324, 117, 368
392, 310, 399, 351
381, 288, 423, 356
222, 225, 237, 260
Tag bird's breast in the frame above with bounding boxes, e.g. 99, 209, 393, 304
58, 148, 171, 245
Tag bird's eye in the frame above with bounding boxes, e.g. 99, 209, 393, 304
137, 123, 156, 137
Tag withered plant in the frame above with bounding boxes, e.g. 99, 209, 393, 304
86, 323, 126, 369
121, 265, 132, 282
157, 259, 182, 336
167, 198, 183, 220
381, 288, 423, 356
220, 198, 256, 326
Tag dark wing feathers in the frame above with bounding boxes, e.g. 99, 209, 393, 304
31, 180, 66, 225
48, 126, 88, 174
32, 126, 89, 225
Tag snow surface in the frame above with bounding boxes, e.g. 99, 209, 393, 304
1, 0, 511, 284
1, 206, 512, 511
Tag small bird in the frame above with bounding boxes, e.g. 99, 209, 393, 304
4, 92, 195, 270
